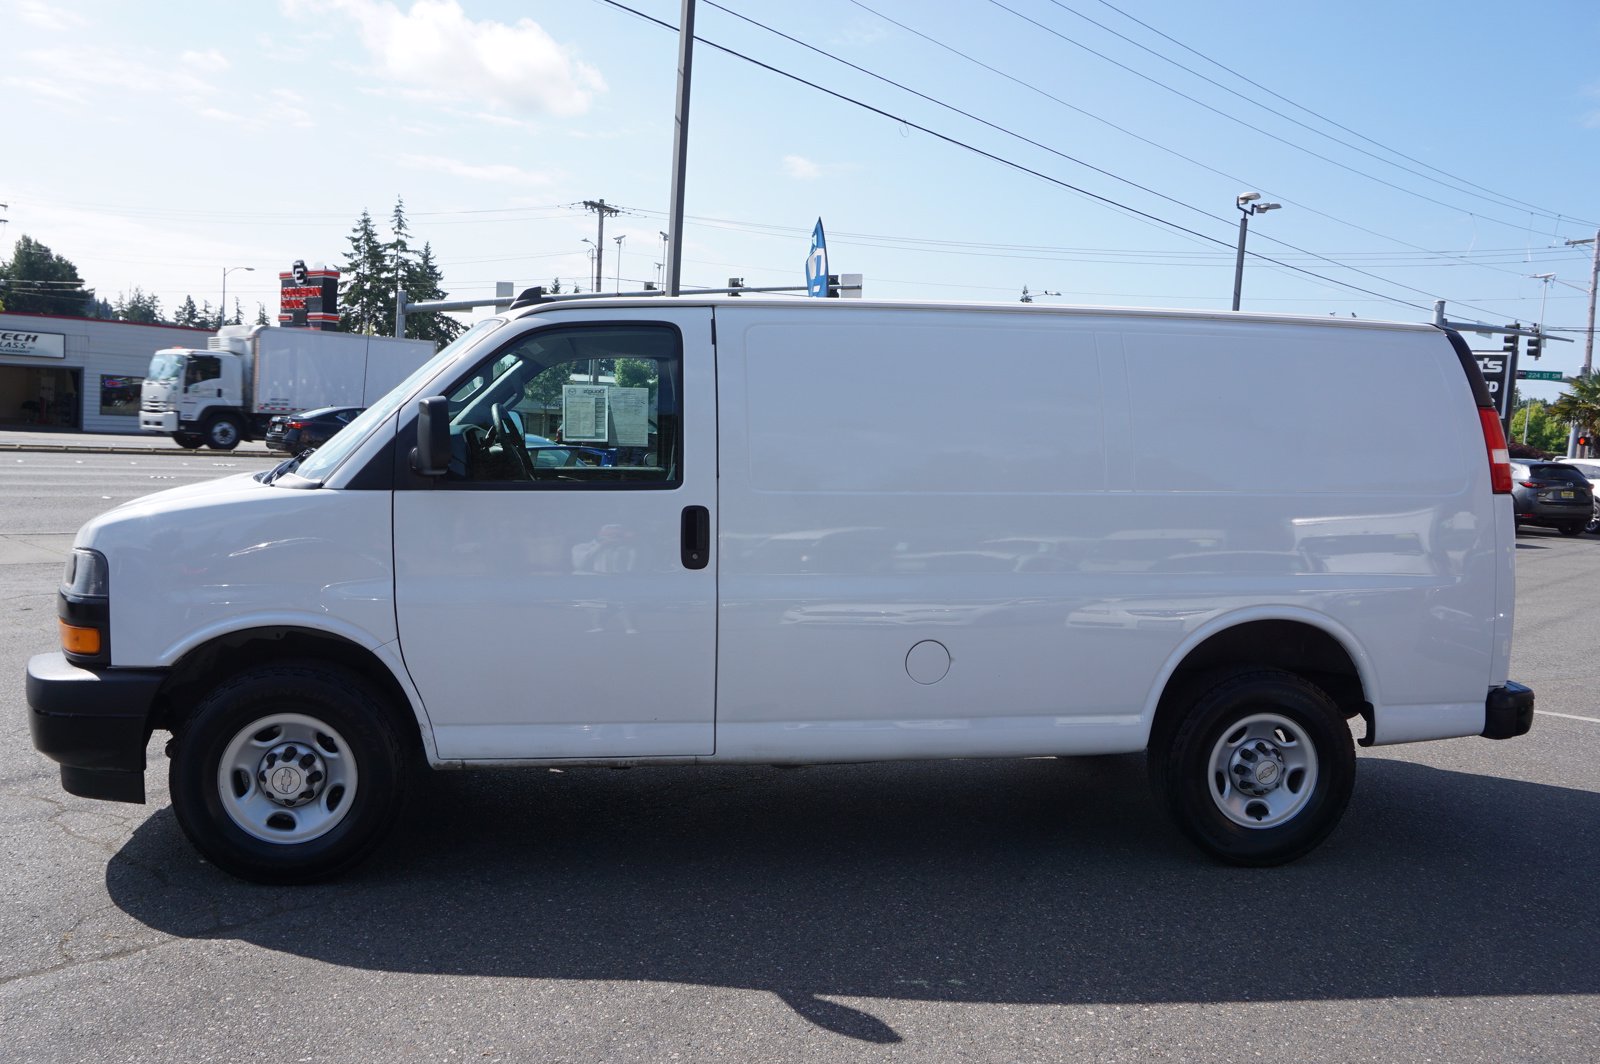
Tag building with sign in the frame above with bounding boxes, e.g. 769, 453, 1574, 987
279, 260, 341, 330
0, 312, 215, 432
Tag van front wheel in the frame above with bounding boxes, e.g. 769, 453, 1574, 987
1151, 669, 1354, 866
169, 664, 406, 884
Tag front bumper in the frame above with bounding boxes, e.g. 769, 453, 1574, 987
26, 652, 167, 803
139, 410, 178, 433
1482, 681, 1535, 740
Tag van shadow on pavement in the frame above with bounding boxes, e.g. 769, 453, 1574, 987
106, 755, 1596, 1042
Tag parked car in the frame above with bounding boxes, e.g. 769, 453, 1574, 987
523, 433, 616, 469
1510, 460, 1594, 536
264, 406, 363, 454
1555, 458, 1600, 533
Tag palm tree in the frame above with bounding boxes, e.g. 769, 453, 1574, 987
1548, 373, 1600, 455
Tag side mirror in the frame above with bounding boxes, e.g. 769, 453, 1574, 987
411, 396, 450, 476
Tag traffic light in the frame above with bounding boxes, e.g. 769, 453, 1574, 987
1502, 328, 1519, 356
1579, 435, 1593, 450
727, 277, 744, 296
1527, 330, 1542, 360
826, 274, 840, 297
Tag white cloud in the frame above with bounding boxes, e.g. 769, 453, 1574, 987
285, 0, 605, 118
782, 155, 822, 180
181, 49, 231, 74
0, 74, 84, 103
14, 0, 89, 31
398, 153, 557, 186
18, 46, 216, 100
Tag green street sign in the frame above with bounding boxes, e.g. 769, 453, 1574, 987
1517, 370, 1565, 380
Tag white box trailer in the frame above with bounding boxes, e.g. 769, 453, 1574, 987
29, 296, 1533, 882
138, 324, 434, 449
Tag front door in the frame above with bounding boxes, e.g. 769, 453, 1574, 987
393, 308, 716, 761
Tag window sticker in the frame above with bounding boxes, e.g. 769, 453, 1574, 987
562, 384, 609, 441
612, 387, 650, 447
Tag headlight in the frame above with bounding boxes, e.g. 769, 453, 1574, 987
59, 549, 109, 662
63, 548, 109, 598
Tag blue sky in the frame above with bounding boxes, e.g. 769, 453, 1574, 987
4, 0, 1599, 397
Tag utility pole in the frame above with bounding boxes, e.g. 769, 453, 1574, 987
1566, 230, 1600, 377
665, 0, 696, 295
583, 199, 620, 293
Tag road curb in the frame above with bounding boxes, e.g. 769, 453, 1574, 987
0, 442, 274, 457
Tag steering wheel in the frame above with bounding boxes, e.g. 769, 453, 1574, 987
489, 402, 535, 479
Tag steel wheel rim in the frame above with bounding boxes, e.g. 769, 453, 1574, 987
1206, 711, 1319, 829
216, 712, 359, 844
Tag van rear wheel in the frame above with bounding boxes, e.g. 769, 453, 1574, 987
169, 663, 406, 884
1150, 669, 1354, 866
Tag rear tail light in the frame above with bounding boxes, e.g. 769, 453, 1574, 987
1479, 408, 1512, 494
287, 420, 307, 430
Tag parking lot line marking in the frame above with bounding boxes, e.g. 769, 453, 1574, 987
1536, 710, 1600, 725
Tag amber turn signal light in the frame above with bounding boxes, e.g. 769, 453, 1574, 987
59, 620, 102, 656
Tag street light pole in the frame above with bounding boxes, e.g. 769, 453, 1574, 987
581, 239, 597, 292
1231, 192, 1281, 312
614, 234, 625, 292
221, 266, 254, 327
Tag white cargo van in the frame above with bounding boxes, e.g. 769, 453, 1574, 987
26, 297, 1534, 882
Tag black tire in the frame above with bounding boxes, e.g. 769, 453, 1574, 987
169, 663, 406, 884
205, 416, 242, 451
1558, 522, 1585, 538
173, 432, 204, 450
1150, 668, 1354, 866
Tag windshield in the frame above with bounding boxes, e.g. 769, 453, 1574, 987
147, 352, 184, 381
292, 318, 507, 483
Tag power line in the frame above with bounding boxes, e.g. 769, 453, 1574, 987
1039, 0, 1590, 227
598, 0, 1440, 312
984, 0, 1551, 237
838, 0, 1555, 288
1085, 0, 1598, 228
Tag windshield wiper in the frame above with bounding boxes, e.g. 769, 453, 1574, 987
258, 452, 308, 485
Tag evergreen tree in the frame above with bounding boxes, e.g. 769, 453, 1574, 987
113, 287, 164, 324
174, 295, 202, 327
402, 241, 465, 344
255, 302, 270, 326
0, 235, 93, 316
339, 209, 390, 335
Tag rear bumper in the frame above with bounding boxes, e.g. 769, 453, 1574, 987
26, 652, 167, 803
1482, 681, 1535, 740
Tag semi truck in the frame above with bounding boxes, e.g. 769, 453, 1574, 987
138, 324, 435, 449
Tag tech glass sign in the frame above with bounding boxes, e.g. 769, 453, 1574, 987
0, 330, 66, 359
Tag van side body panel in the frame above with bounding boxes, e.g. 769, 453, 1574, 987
712, 305, 1500, 760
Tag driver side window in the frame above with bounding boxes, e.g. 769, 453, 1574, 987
444, 323, 681, 488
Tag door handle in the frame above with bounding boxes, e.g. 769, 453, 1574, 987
681, 505, 710, 570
